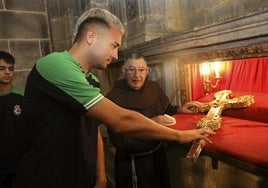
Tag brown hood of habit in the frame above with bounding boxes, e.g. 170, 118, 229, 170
106, 79, 169, 118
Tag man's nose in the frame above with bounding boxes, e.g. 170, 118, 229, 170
5, 68, 11, 73
112, 50, 118, 60
133, 70, 142, 77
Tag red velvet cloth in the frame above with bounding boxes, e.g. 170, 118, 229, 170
197, 92, 268, 123
170, 114, 268, 168
221, 58, 268, 92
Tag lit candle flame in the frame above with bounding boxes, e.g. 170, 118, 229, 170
213, 61, 221, 78
201, 63, 211, 81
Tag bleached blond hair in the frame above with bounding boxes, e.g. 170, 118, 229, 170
72, 8, 125, 43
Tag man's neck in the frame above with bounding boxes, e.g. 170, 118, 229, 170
0, 84, 12, 94
69, 44, 91, 73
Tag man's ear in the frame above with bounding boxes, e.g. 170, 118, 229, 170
86, 29, 95, 45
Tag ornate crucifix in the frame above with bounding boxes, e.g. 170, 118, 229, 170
186, 90, 254, 161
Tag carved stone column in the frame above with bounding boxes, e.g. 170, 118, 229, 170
124, 0, 181, 47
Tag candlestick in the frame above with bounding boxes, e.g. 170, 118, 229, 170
213, 61, 221, 78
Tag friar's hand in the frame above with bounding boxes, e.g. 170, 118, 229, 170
178, 101, 203, 114
151, 114, 176, 126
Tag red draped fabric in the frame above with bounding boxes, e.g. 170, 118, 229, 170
170, 114, 268, 168
191, 57, 268, 100
191, 64, 204, 100
220, 57, 268, 92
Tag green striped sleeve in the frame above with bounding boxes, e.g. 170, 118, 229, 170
36, 51, 104, 109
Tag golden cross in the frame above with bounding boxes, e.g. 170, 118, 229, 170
186, 90, 254, 161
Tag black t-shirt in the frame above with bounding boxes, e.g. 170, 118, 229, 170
0, 87, 23, 175
15, 51, 104, 188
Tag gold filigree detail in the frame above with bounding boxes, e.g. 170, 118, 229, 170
194, 90, 254, 130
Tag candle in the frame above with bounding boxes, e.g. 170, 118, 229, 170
213, 61, 221, 78
201, 63, 211, 81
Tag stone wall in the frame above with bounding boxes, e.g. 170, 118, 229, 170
120, 0, 268, 46
178, 0, 268, 31
1, 0, 268, 91
0, 0, 50, 90
0, 0, 103, 90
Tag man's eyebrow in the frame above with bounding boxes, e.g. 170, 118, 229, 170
0, 65, 14, 68
128, 66, 146, 68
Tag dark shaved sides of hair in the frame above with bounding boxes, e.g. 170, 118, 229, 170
73, 17, 110, 43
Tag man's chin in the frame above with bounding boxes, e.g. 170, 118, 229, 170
94, 64, 107, 70
0, 81, 12, 85
130, 85, 141, 90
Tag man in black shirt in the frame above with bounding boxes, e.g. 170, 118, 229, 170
0, 51, 24, 188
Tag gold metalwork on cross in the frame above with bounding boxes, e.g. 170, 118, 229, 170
186, 90, 254, 161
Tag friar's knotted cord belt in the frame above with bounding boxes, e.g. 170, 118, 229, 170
130, 142, 163, 188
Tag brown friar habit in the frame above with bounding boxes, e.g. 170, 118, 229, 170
107, 79, 176, 188
108, 79, 169, 118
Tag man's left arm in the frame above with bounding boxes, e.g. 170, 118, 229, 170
95, 127, 107, 188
